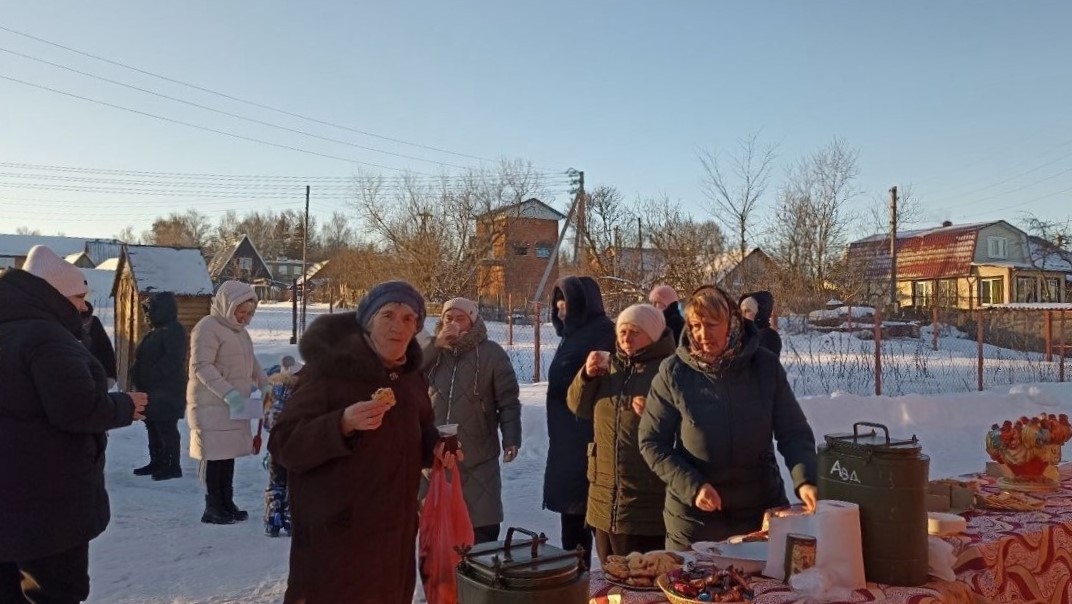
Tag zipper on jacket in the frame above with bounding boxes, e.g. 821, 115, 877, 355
609, 365, 634, 534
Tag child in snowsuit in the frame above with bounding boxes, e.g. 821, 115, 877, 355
262, 360, 300, 537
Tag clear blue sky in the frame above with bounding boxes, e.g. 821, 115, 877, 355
2, 1, 1071, 241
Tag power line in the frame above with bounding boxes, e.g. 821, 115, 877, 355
0, 24, 501, 164
0, 45, 476, 170
932, 144, 1072, 210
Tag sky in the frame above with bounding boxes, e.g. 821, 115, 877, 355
3, 2, 1072, 241
79, 301, 1072, 602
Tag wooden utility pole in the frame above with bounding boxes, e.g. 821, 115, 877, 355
572, 170, 586, 273
301, 185, 309, 334
532, 169, 584, 304
889, 186, 898, 311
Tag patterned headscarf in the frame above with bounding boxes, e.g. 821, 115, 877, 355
685, 285, 745, 373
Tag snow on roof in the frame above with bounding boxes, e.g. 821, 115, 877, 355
0, 234, 97, 258
852, 221, 1001, 244
124, 246, 214, 296
95, 257, 120, 270
82, 268, 116, 302
988, 302, 1072, 311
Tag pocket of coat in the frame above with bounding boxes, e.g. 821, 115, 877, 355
586, 442, 597, 482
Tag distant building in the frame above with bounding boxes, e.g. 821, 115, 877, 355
846, 220, 1072, 309
206, 234, 273, 299
708, 247, 781, 294
475, 198, 565, 312
0, 234, 123, 269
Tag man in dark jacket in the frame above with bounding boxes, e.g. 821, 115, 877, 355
740, 290, 782, 358
80, 301, 118, 389
543, 275, 615, 569
0, 245, 146, 603
649, 284, 685, 345
131, 292, 189, 481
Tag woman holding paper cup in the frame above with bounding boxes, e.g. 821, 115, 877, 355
421, 297, 522, 544
639, 285, 818, 550
187, 280, 267, 525
567, 303, 676, 563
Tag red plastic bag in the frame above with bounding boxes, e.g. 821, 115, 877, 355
419, 459, 475, 604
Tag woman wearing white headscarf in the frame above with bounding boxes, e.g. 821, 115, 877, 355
187, 280, 267, 525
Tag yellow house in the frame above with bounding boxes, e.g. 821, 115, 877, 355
846, 221, 1072, 309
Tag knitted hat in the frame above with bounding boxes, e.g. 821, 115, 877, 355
740, 296, 759, 316
442, 297, 478, 322
616, 303, 666, 343
649, 284, 679, 307
23, 245, 88, 297
356, 280, 426, 329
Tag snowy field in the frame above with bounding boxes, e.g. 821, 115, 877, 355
80, 303, 1072, 603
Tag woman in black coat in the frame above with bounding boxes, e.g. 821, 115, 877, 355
543, 275, 615, 568
639, 286, 817, 550
131, 292, 189, 480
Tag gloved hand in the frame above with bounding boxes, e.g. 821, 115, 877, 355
224, 390, 245, 414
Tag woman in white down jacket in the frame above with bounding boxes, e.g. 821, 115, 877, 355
187, 280, 267, 525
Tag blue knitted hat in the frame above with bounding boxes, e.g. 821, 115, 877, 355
356, 280, 426, 329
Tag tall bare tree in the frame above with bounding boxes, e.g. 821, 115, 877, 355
866, 183, 924, 234
1021, 214, 1072, 301
639, 196, 726, 293
352, 159, 550, 301
699, 132, 778, 260
320, 211, 355, 256
143, 210, 211, 248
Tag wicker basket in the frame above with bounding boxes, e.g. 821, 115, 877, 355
655, 573, 752, 604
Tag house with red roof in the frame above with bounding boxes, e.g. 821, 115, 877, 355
845, 220, 1072, 309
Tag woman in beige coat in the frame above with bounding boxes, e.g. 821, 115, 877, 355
187, 280, 267, 525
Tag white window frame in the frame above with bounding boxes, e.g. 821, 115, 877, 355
987, 236, 1008, 259
979, 277, 1004, 305
913, 280, 935, 307
238, 257, 253, 271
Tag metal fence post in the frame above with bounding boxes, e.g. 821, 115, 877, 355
533, 301, 541, 382
931, 305, 939, 351
874, 307, 882, 396
977, 308, 984, 392
507, 293, 514, 346
1061, 309, 1067, 383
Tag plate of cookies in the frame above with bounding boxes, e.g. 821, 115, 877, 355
602, 550, 690, 591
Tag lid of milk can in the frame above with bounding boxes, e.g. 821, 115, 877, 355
824, 422, 922, 457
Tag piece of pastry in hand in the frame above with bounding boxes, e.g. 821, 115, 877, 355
372, 387, 396, 408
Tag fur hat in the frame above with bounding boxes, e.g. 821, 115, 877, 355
442, 297, 479, 322
23, 245, 88, 297
356, 280, 426, 329
740, 296, 759, 316
616, 303, 666, 343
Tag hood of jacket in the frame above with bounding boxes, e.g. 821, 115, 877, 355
298, 311, 424, 380
551, 275, 608, 338
211, 280, 257, 330
144, 291, 179, 327
741, 290, 775, 329
0, 268, 81, 336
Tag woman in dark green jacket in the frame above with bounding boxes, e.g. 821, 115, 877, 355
568, 304, 675, 564
639, 286, 818, 550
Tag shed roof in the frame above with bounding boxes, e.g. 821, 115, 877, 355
117, 245, 214, 296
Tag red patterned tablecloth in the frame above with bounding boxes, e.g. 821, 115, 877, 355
949, 475, 1072, 604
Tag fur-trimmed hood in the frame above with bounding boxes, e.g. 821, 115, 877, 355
298, 311, 424, 380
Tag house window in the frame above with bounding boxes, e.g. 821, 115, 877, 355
937, 279, 958, 306
238, 257, 252, 271
979, 278, 1004, 305
913, 281, 935, 307
278, 265, 289, 276
514, 245, 529, 256
987, 237, 1008, 259
1043, 278, 1061, 302
1015, 276, 1039, 303
535, 244, 552, 259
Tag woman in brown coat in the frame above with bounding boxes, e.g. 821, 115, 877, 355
269, 280, 448, 604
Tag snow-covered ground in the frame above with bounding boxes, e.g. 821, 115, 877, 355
81, 303, 1072, 603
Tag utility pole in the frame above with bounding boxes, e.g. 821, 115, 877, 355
570, 170, 586, 273
301, 185, 309, 334
889, 185, 898, 312
532, 168, 584, 304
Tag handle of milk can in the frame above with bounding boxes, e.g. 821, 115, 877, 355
503, 526, 543, 559
853, 421, 890, 444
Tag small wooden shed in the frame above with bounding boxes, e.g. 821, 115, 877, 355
113, 245, 214, 391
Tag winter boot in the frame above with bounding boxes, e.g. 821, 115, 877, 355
151, 454, 182, 481
201, 494, 236, 525
220, 461, 248, 521
134, 424, 162, 476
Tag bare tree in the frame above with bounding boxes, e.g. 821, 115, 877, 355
1021, 214, 1072, 302
352, 159, 550, 301
114, 225, 140, 244
580, 185, 636, 278
143, 210, 211, 248
15, 226, 42, 236
699, 132, 778, 260
865, 184, 924, 234
320, 211, 355, 256
768, 138, 859, 292
639, 196, 726, 293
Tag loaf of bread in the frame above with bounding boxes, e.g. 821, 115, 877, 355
372, 387, 396, 408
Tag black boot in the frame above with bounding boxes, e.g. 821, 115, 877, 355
201, 494, 236, 525
134, 422, 161, 476
151, 454, 182, 481
220, 459, 248, 521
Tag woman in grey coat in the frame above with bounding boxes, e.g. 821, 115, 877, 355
421, 297, 521, 543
